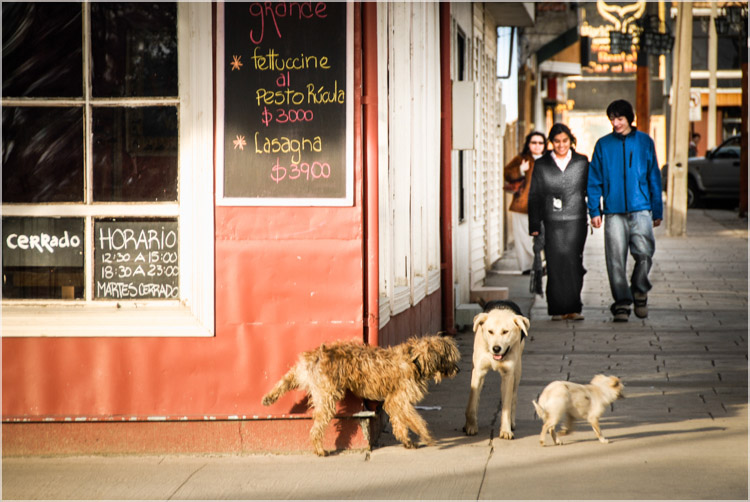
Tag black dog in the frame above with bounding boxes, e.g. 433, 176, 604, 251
481, 299, 523, 315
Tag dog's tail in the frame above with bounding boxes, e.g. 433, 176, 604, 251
532, 400, 546, 421
261, 368, 299, 406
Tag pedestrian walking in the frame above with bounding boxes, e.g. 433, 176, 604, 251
504, 131, 546, 274
587, 99, 663, 322
688, 132, 700, 157
528, 123, 588, 321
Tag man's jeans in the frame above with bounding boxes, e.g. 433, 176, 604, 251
604, 210, 655, 313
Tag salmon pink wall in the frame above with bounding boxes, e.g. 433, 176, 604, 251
2, 186, 364, 423
214, 204, 366, 418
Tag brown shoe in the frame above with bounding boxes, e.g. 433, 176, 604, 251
564, 313, 585, 321
633, 292, 648, 319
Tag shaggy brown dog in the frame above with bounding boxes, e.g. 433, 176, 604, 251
262, 335, 461, 456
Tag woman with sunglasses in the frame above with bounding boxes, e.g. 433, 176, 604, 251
528, 123, 589, 321
503, 131, 547, 274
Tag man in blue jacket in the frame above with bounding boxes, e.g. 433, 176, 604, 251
588, 99, 663, 322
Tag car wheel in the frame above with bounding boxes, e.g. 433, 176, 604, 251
687, 179, 699, 208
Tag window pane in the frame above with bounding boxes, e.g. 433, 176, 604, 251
2, 107, 84, 203
2, 217, 85, 300
90, 3, 177, 98
717, 36, 740, 70
94, 218, 178, 300
2, 2, 83, 98
92, 106, 178, 202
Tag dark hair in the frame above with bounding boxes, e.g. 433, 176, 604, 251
606, 99, 635, 125
547, 123, 576, 148
521, 131, 546, 156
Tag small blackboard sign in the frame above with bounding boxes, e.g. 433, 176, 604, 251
218, 2, 353, 206
2, 217, 84, 268
94, 220, 179, 300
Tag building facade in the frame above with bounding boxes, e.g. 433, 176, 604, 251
2, 2, 542, 455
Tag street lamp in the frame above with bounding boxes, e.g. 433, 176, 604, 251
714, 3, 748, 38
609, 31, 633, 54
636, 14, 675, 55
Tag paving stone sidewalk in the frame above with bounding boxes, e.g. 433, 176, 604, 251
499, 208, 747, 420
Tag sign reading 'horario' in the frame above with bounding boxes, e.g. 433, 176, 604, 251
94, 221, 179, 300
222, 2, 351, 204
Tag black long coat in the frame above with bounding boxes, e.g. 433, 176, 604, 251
527, 150, 589, 315
527, 150, 589, 235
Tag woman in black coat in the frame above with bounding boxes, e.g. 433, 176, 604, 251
528, 123, 589, 321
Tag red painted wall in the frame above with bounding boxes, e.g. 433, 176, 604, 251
378, 291, 443, 348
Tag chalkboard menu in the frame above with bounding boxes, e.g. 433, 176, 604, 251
94, 220, 178, 300
219, 2, 353, 206
2, 217, 84, 267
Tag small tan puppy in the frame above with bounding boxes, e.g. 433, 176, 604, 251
532, 374, 625, 446
464, 301, 529, 440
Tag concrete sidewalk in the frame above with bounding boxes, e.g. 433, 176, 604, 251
3, 208, 747, 500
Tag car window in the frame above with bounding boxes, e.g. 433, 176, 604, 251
714, 137, 740, 159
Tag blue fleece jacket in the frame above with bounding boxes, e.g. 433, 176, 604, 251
587, 129, 663, 220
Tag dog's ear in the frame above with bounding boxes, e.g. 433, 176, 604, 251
410, 344, 438, 382
513, 314, 530, 339
473, 312, 489, 333
411, 353, 424, 378
610, 376, 625, 398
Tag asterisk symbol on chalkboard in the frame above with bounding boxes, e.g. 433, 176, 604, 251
233, 135, 246, 151
230, 55, 243, 71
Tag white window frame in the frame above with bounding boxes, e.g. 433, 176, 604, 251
425, 5, 442, 299
1, 3, 214, 337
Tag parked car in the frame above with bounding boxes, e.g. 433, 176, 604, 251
661, 135, 741, 208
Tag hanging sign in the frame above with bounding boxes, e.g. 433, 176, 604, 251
217, 2, 353, 206
689, 91, 702, 122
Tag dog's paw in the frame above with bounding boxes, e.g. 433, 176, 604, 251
463, 423, 478, 436
261, 395, 275, 406
420, 437, 436, 447
598, 437, 610, 444
498, 430, 514, 440
402, 440, 417, 449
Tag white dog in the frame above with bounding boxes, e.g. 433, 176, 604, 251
532, 374, 625, 446
464, 301, 529, 440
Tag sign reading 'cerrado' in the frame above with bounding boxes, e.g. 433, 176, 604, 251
220, 2, 353, 206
